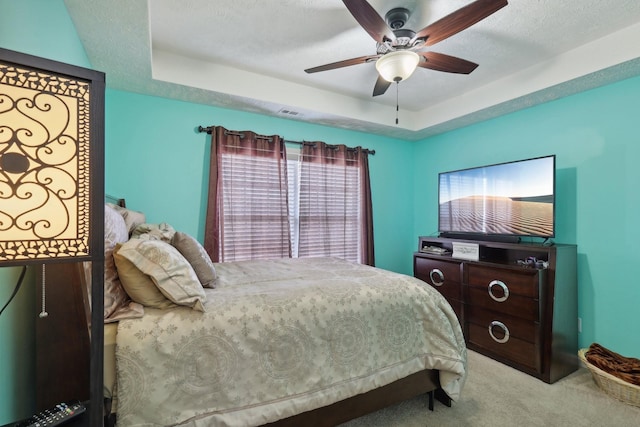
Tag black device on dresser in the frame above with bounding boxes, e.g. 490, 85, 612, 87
414, 236, 578, 383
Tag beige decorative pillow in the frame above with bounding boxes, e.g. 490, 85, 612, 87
107, 203, 146, 235
116, 239, 206, 311
131, 222, 176, 243
171, 232, 217, 288
104, 205, 145, 321
113, 243, 175, 309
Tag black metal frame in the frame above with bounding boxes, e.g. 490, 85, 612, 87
197, 125, 376, 155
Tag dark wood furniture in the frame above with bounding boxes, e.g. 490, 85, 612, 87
414, 236, 578, 383
35, 263, 90, 412
266, 370, 440, 427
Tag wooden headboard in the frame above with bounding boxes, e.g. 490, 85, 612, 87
106, 194, 126, 208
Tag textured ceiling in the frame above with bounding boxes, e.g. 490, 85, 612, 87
65, 0, 640, 140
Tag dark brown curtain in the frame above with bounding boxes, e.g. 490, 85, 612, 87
298, 142, 375, 266
359, 147, 375, 266
203, 126, 291, 262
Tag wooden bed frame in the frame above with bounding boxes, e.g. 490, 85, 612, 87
36, 198, 452, 426
266, 370, 447, 427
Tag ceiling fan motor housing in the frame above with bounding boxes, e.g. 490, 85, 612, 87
385, 7, 410, 29
378, 8, 418, 53
377, 28, 417, 53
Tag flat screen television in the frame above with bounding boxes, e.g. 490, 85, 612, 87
438, 155, 555, 242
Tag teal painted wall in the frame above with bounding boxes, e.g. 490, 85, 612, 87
413, 76, 640, 356
0, 267, 35, 424
105, 90, 416, 274
0, 0, 92, 423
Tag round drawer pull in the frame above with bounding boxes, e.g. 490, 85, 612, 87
430, 268, 444, 286
489, 321, 510, 343
488, 280, 509, 302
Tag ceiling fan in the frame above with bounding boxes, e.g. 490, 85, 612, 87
304, 0, 508, 97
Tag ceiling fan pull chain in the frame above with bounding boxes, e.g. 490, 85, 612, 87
396, 82, 399, 125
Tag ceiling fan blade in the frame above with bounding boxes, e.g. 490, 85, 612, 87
305, 55, 380, 74
372, 74, 392, 96
418, 51, 478, 74
343, 0, 396, 43
414, 0, 508, 46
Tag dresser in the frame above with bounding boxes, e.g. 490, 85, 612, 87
414, 237, 578, 383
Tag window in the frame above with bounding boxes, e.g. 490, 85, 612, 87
287, 148, 301, 257
205, 127, 374, 265
204, 128, 290, 262
287, 147, 361, 261
219, 150, 290, 261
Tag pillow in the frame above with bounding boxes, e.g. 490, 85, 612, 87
171, 232, 217, 288
104, 205, 144, 321
113, 243, 175, 310
107, 203, 146, 235
131, 222, 176, 242
115, 239, 206, 311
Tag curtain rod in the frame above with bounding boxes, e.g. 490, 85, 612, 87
197, 126, 375, 155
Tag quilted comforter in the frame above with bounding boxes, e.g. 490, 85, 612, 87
115, 257, 467, 426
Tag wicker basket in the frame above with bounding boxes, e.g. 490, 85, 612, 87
579, 348, 640, 407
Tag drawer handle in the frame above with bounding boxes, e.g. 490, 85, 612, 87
430, 268, 444, 286
488, 280, 509, 302
489, 321, 510, 344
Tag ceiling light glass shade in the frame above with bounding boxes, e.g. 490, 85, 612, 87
0, 61, 92, 263
375, 51, 420, 83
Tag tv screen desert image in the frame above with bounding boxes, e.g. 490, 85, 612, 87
439, 156, 554, 237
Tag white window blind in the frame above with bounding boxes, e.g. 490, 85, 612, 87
220, 152, 290, 261
297, 159, 361, 262
220, 147, 362, 263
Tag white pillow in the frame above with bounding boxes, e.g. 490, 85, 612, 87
107, 203, 146, 235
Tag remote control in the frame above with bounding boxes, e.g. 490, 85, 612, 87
13, 401, 86, 427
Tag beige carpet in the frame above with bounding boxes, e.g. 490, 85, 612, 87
341, 350, 640, 427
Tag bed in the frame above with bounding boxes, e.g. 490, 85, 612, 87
48, 200, 467, 426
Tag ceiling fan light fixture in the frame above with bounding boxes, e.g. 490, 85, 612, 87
375, 50, 420, 83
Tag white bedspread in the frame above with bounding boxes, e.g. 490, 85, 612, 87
115, 257, 467, 426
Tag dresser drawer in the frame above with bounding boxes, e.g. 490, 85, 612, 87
466, 286, 539, 321
466, 305, 538, 344
467, 306, 540, 372
467, 264, 540, 298
468, 323, 540, 372
414, 257, 462, 300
